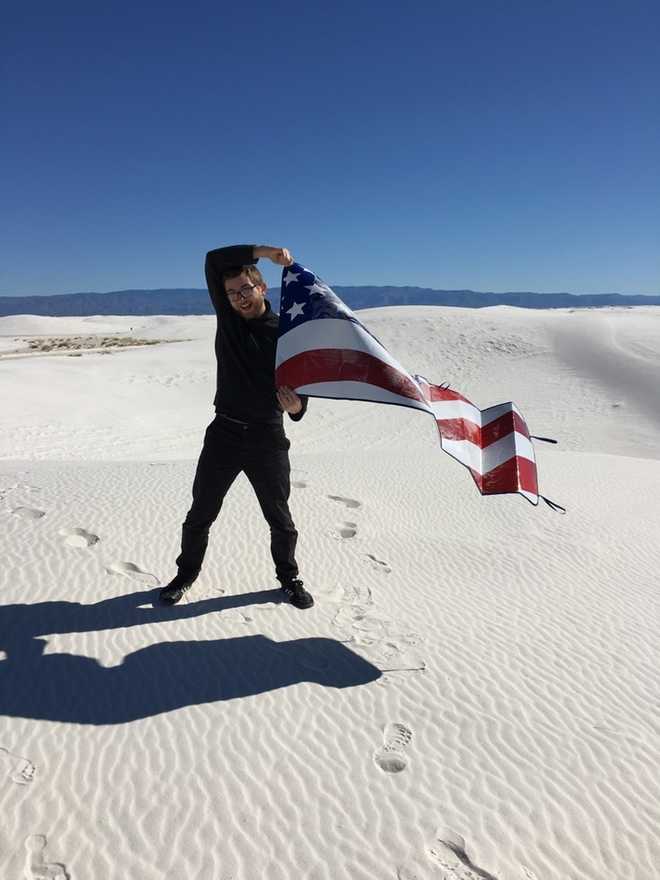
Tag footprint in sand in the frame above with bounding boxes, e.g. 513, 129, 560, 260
340, 582, 373, 606
373, 722, 413, 773
358, 641, 426, 673
327, 494, 361, 509
365, 552, 391, 573
331, 604, 371, 638
330, 575, 426, 673
104, 561, 159, 586
24, 835, 69, 879
398, 831, 499, 880
59, 527, 100, 548
337, 521, 357, 539
427, 828, 499, 880
0, 747, 36, 784
332, 605, 422, 654
11, 507, 45, 520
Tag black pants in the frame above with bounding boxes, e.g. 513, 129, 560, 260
175, 415, 299, 583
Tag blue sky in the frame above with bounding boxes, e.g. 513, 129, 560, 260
3, 1, 659, 297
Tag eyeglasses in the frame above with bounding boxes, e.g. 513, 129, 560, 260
226, 284, 256, 301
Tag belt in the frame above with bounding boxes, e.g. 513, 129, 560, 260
216, 412, 282, 428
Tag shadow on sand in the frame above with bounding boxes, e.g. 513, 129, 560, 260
0, 588, 381, 725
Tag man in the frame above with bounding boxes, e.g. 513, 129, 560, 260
159, 244, 314, 610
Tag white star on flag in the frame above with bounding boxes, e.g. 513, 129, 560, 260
286, 301, 306, 320
284, 270, 300, 286
305, 281, 328, 297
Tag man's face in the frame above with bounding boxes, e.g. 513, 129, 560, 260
225, 272, 267, 320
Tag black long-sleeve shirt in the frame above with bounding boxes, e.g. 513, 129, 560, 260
204, 244, 308, 425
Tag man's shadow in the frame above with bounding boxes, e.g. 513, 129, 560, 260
0, 588, 381, 725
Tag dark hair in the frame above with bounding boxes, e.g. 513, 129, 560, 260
221, 264, 266, 291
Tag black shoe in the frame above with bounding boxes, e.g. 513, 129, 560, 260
280, 578, 314, 610
159, 573, 196, 606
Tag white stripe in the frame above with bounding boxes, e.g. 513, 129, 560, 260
293, 380, 433, 413
429, 398, 525, 428
480, 401, 524, 426
479, 431, 535, 472
440, 438, 483, 472
429, 398, 482, 425
441, 430, 535, 476
276, 317, 415, 383
514, 429, 536, 467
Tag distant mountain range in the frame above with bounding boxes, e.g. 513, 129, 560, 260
1, 286, 659, 317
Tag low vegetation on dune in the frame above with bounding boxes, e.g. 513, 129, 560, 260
25, 335, 161, 352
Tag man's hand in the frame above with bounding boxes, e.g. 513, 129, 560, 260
254, 246, 294, 267
277, 386, 303, 415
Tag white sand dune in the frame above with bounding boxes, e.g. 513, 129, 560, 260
1, 306, 659, 879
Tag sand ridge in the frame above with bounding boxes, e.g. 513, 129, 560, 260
1, 305, 659, 878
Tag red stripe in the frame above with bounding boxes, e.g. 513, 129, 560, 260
481, 410, 530, 446
424, 385, 472, 405
470, 456, 538, 496
425, 385, 531, 443
483, 410, 528, 443
435, 410, 531, 449
276, 349, 425, 403
436, 418, 481, 445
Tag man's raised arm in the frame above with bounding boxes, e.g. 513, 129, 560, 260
204, 245, 294, 315
205, 244, 258, 315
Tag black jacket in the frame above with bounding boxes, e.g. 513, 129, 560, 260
205, 244, 308, 425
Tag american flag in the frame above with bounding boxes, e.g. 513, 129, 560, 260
276, 262, 551, 508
